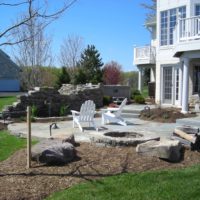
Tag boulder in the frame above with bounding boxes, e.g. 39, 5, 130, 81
32, 139, 76, 165
136, 139, 182, 162
62, 134, 75, 145
53, 133, 76, 145
175, 126, 199, 135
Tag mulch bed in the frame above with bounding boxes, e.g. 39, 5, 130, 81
0, 122, 7, 131
0, 143, 200, 200
140, 107, 196, 123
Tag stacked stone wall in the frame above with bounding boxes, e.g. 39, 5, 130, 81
3, 84, 103, 117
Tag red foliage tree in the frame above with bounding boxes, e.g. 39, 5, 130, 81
103, 61, 122, 85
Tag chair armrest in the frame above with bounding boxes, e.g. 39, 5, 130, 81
71, 110, 80, 116
101, 107, 119, 113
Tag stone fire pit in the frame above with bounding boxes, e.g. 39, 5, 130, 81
90, 131, 159, 147
104, 131, 143, 138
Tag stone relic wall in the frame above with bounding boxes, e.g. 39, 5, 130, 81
3, 83, 103, 117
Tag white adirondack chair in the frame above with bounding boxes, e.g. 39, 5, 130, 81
101, 98, 127, 126
71, 100, 97, 132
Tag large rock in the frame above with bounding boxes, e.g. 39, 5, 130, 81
53, 133, 76, 145
175, 125, 199, 135
32, 139, 76, 165
136, 139, 182, 162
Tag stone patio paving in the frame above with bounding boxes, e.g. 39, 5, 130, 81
8, 103, 200, 143
8, 117, 177, 143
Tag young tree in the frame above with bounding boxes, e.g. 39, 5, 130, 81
59, 34, 84, 68
103, 61, 122, 85
56, 67, 71, 89
0, 0, 77, 46
79, 45, 103, 84
73, 67, 87, 85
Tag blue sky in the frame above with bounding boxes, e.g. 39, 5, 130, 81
1, 0, 151, 71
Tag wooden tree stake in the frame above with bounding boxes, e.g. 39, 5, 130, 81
27, 106, 31, 169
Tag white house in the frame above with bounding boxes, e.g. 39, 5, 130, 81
134, 0, 200, 113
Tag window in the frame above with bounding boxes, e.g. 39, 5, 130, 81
195, 4, 200, 16
160, 6, 186, 46
161, 11, 168, 46
193, 66, 200, 94
169, 9, 177, 45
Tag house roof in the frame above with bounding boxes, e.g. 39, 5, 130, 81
0, 49, 20, 79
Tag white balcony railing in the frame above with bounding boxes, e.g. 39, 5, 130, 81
133, 46, 156, 65
175, 16, 200, 42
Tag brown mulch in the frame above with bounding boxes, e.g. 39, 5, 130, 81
0, 143, 200, 200
140, 107, 196, 123
0, 122, 7, 131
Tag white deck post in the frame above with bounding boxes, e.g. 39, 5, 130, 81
138, 67, 143, 92
181, 58, 189, 114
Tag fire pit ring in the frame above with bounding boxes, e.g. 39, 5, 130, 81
104, 131, 143, 138
90, 131, 159, 147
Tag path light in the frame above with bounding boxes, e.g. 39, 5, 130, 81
49, 122, 59, 137
143, 106, 151, 117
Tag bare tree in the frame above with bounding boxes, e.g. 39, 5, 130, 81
12, 14, 54, 89
19, 66, 59, 90
0, 0, 77, 46
59, 34, 84, 68
141, 0, 156, 22
13, 17, 53, 67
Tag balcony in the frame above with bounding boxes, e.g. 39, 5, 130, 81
174, 16, 200, 57
133, 46, 156, 65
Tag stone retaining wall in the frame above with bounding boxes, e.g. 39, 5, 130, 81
102, 85, 131, 99
3, 84, 103, 117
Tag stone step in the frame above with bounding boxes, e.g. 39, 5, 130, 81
176, 117, 200, 128
121, 113, 139, 118
122, 109, 141, 114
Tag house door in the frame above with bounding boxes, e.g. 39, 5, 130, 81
163, 67, 173, 104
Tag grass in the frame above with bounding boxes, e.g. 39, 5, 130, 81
0, 130, 37, 161
47, 165, 200, 200
0, 96, 17, 111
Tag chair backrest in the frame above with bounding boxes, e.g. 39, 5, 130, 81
79, 100, 96, 122
115, 98, 127, 117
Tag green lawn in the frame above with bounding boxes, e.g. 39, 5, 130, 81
0, 130, 37, 161
0, 96, 17, 111
47, 165, 200, 200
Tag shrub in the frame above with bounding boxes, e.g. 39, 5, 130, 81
55, 67, 71, 89
131, 89, 141, 99
19, 116, 26, 122
59, 105, 69, 116
134, 95, 145, 104
103, 96, 112, 106
31, 116, 36, 122
31, 105, 38, 117
73, 68, 87, 84
162, 112, 170, 119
